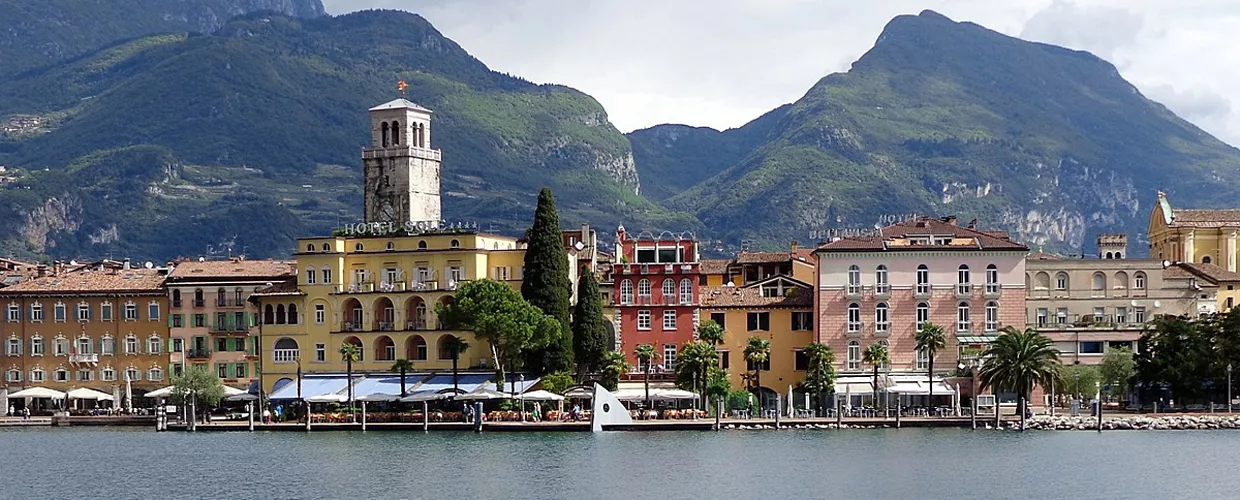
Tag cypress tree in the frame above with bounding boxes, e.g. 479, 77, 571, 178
572, 269, 608, 377
521, 188, 574, 374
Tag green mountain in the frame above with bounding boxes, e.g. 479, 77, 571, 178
0, 9, 694, 261
0, 0, 326, 79
659, 10, 1240, 254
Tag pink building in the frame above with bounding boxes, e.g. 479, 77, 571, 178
815, 217, 1028, 385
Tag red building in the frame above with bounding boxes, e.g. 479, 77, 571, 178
612, 226, 700, 370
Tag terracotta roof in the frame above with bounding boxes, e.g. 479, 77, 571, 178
249, 278, 303, 298
169, 259, 295, 280
1175, 262, 1240, 283
816, 217, 1028, 253
1161, 266, 1197, 280
1026, 252, 1063, 261
0, 268, 166, 295
1172, 209, 1240, 228
700, 258, 732, 275
699, 282, 814, 308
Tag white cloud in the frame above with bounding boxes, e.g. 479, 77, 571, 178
322, 0, 1240, 145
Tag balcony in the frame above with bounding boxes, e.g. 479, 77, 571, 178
187, 348, 212, 359
69, 354, 99, 364
406, 320, 428, 331
273, 349, 300, 364
362, 146, 442, 162
914, 285, 932, 299
984, 284, 1001, 298
172, 299, 183, 308
845, 286, 862, 300
193, 299, 205, 308
845, 324, 863, 338
341, 321, 362, 332
375, 321, 395, 332
377, 281, 407, 293
873, 284, 891, 300
955, 284, 972, 299
215, 299, 228, 307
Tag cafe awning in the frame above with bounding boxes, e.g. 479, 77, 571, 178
9, 387, 66, 399
67, 388, 114, 401
268, 376, 354, 400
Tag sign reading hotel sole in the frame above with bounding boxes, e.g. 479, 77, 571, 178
591, 383, 633, 432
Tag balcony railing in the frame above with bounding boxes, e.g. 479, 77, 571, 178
845, 285, 862, 299
406, 320, 427, 330
375, 321, 395, 332
187, 348, 212, 359
273, 349, 299, 364
362, 146, 442, 161
172, 299, 183, 308
377, 281, 407, 293
874, 284, 890, 298
956, 284, 972, 298
984, 284, 1001, 298
216, 299, 228, 307
914, 284, 931, 298
70, 354, 99, 364
193, 299, 205, 308
341, 322, 361, 332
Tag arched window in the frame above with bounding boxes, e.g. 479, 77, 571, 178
957, 265, 971, 295
1134, 272, 1147, 290
637, 279, 652, 299
1055, 272, 1069, 290
306, 244, 315, 252
450, 239, 460, 249
661, 279, 675, 300
381, 121, 390, 148
679, 279, 693, 304
1105, 252, 1114, 259
846, 303, 861, 333
1204, 256, 1213, 264
354, 243, 364, 252
847, 340, 860, 371
194, 288, 204, 306
875, 303, 889, 332
217, 288, 226, 306
275, 305, 286, 325
985, 301, 999, 332
438, 336, 458, 360
418, 123, 426, 148
846, 265, 861, 294
916, 264, 930, 295
375, 336, 395, 361
273, 338, 299, 363
916, 302, 929, 329
1091, 272, 1106, 293
985, 264, 999, 293
321, 266, 332, 285
409, 335, 428, 360
391, 121, 400, 146
957, 302, 970, 333
287, 304, 299, 325
321, 243, 330, 252
1115, 271, 1129, 290
620, 280, 634, 305
343, 336, 364, 362
414, 300, 427, 329
263, 305, 275, 325
172, 289, 182, 307
418, 240, 427, 250
386, 241, 395, 251
875, 265, 889, 294
1034, 272, 1050, 290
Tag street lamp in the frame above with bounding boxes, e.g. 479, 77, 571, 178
519, 374, 526, 422
1228, 363, 1233, 414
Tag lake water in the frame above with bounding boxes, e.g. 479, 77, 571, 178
2, 428, 1238, 499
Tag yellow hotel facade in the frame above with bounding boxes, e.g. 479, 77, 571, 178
254, 229, 531, 394
1149, 191, 1240, 272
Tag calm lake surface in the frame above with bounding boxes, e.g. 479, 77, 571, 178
2, 428, 1239, 499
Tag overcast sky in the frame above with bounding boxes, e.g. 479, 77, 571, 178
322, 0, 1240, 145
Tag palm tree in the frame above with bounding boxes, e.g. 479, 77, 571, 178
634, 343, 658, 407
744, 337, 771, 414
339, 342, 362, 408
801, 342, 836, 415
600, 351, 631, 391
979, 326, 1063, 431
697, 319, 725, 346
675, 341, 719, 409
391, 359, 415, 397
441, 335, 469, 394
915, 322, 947, 408
862, 342, 889, 410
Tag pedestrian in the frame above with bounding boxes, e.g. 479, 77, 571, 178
262, 408, 271, 424
22, 407, 30, 420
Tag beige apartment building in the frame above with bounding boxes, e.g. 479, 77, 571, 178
1025, 236, 1210, 365
166, 258, 294, 390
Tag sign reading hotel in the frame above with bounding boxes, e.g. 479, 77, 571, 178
340, 220, 480, 236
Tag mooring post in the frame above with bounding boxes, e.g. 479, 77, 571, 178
247, 403, 254, 432
714, 400, 722, 431
895, 400, 901, 429
361, 400, 367, 432
774, 395, 781, 430
473, 401, 483, 433
836, 399, 843, 427
422, 401, 429, 433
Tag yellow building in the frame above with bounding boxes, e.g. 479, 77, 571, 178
254, 230, 529, 393
700, 245, 816, 288
700, 275, 815, 408
1174, 263, 1240, 313
1149, 191, 1240, 271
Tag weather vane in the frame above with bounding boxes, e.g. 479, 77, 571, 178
398, 80, 409, 97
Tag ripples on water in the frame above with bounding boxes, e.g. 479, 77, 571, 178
2, 428, 1239, 499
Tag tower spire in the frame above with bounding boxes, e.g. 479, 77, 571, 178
398, 80, 409, 97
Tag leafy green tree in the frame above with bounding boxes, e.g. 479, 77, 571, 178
571, 269, 608, 378
441, 335, 469, 395
339, 342, 362, 405
600, 351, 631, 392
915, 322, 947, 405
634, 343, 658, 406
1136, 313, 1239, 403
726, 389, 752, 412
171, 365, 226, 419
540, 371, 575, 395
862, 342, 890, 409
438, 279, 552, 390
744, 336, 771, 414
706, 367, 732, 412
979, 326, 1063, 427
800, 342, 836, 415
521, 188, 574, 375
675, 340, 719, 409
1099, 347, 1136, 400
1064, 365, 1101, 399
697, 319, 725, 346
390, 359, 415, 397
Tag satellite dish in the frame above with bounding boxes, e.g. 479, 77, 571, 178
574, 241, 585, 251
1130, 300, 1138, 307
199, 257, 205, 262
1162, 260, 1171, 268
144, 262, 154, 269
1154, 300, 1161, 308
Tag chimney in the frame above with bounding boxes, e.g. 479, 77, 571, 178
123, 258, 131, 270
36, 264, 47, 278
790, 240, 799, 252
967, 218, 978, 230
942, 216, 958, 226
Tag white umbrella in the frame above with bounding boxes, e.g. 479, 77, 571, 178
357, 393, 402, 402
226, 393, 258, 402
401, 390, 449, 402
306, 393, 348, 403
9, 387, 67, 399
222, 386, 246, 397
519, 390, 565, 402
454, 387, 510, 400
144, 386, 176, 398
562, 386, 593, 399
124, 377, 133, 410
68, 388, 114, 401
654, 388, 698, 400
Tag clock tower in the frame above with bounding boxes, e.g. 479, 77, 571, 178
362, 98, 442, 225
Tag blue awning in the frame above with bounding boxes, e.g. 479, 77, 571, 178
414, 374, 493, 394
352, 376, 427, 399
268, 376, 353, 400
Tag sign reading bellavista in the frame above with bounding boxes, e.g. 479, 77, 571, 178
339, 220, 480, 236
